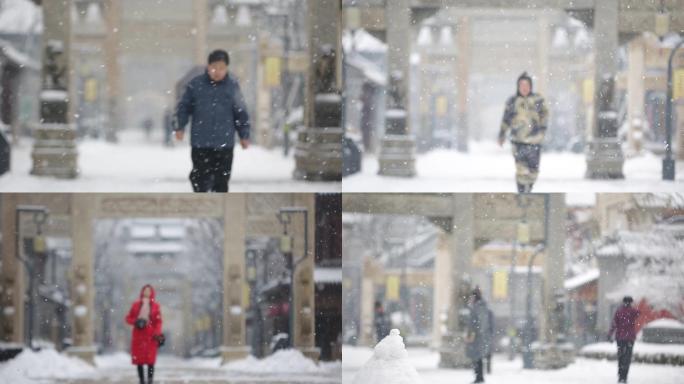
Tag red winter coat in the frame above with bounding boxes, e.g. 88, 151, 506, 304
125, 285, 162, 365
609, 304, 639, 342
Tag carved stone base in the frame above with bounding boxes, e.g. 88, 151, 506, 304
585, 138, 624, 179
530, 342, 574, 369
66, 345, 97, 365
220, 345, 250, 364
293, 127, 343, 181
378, 134, 416, 177
438, 334, 471, 369
30, 123, 79, 179
298, 346, 321, 363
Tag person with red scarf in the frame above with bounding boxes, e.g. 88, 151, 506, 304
125, 285, 164, 384
607, 296, 639, 383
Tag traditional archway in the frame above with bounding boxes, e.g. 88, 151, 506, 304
1, 193, 319, 363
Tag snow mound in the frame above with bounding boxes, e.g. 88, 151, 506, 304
0, 348, 95, 383
352, 329, 423, 384
645, 319, 684, 330
223, 349, 321, 375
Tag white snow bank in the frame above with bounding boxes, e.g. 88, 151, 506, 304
223, 349, 323, 375
0, 348, 95, 383
581, 342, 684, 357
94, 351, 132, 368
645, 319, 684, 330
352, 329, 422, 384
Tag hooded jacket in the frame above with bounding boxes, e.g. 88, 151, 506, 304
499, 73, 549, 145
125, 284, 163, 365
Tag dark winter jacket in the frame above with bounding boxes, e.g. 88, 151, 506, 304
466, 300, 492, 361
499, 93, 549, 145
174, 71, 250, 149
125, 285, 163, 365
608, 304, 639, 342
374, 308, 391, 341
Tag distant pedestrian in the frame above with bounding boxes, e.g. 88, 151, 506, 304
174, 49, 251, 192
607, 296, 639, 383
466, 287, 491, 383
498, 72, 549, 193
374, 301, 391, 343
126, 285, 164, 384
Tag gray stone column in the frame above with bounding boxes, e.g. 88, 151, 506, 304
292, 194, 320, 361
532, 194, 573, 369
585, 0, 624, 179
103, 0, 122, 142
0, 195, 25, 345
221, 194, 250, 363
30, 0, 79, 178
67, 194, 97, 364
378, 0, 416, 176
439, 194, 474, 368
293, 0, 343, 181
455, 16, 471, 153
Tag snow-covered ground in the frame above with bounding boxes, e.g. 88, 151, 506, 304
0, 348, 341, 384
343, 142, 684, 192
0, 131, 340, 192
342, 345, 684, 384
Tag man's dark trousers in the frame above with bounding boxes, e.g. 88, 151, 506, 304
190, 147, 234, 192
617, 340, 634, 382
473, 358, 484, 383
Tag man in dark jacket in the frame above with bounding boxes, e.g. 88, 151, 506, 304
373, 301, 390, 343
498, 72, 549, 194
466, 287, 491, 383
174, 49, 250, 192
607, 296, 640, 383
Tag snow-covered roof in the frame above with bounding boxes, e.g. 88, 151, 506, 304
314, 267, 342, 284
0, 0, 43, 34
159, 225, 185, 239
126, 241, 185, 254
130, 225, 156, 238
343, 29, 387, 54
595, 230, 683, 259
629, 193, 684, 210
346, 53, 387, 86
644, 318, 684, 330
564, 268, 599, 290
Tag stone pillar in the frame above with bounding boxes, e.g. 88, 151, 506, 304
626, 39, 645, 154
439, 194, 474, 368
67, 194, 97, 364
536, 15, 550, 98
193, 0, 208, 65
30, 0, 79, 179
293, 0, 343, 181
221, 194, 250, 363
292, 194, 320, 361
378, 0, 416, 176
0, 195, 25, 346
359, 259, 375, 346
586, 0, 624, 179
532, 194, 573, 369
455, 16, 471, 153
103, 0, 122, 142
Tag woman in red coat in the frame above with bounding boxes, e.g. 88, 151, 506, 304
125, 284, 163, 384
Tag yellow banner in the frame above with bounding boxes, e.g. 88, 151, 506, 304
493, 270, 508, 300
386, 275, 400, 301
582, 78, 594, 104
674, 69, 684, 100
435, 96, 448, 117
84, 78, 98, 102
265, 57, 281, 87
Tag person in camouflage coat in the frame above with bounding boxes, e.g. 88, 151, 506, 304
498, 72, 549, 193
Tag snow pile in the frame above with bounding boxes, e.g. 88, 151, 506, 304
223, 349, 322, 375
0, 348, 95, 383
644, 319, 684, 330
352, 329, 422, 384
580, 342, 684, 365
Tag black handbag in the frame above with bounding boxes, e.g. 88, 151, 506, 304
154, 333, 166, 347
135, 318, 147, 329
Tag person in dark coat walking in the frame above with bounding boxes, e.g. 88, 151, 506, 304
174, 49, 250, 192
466, 287, 491, 383
374, 301, 390, 343
498, 72, 549, 193
607, 296, 639, 383
126, 285, 163, 384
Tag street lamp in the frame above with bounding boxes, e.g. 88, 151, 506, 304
15, 205, 50, 350
663, 37, 683, 180
276, 207, 309, 348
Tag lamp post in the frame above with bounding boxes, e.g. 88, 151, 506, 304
663, 38, 683, 180
276, 207, 308, 348
522, 243, 545, 369
15, 205, 49, 350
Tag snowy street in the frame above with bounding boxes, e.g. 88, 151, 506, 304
0, 349, 342, 384
0, 131, 340, 192
343, 142, 684, 193
342, 346, 684, 384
